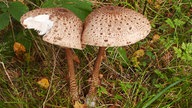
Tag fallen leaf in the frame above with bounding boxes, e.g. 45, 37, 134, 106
162, 51, 173, 66
155, 4, 160, 9
99, 73, 103, 79
151, 34, 160, 43
37, 78, 49, 89
147, 0, 152, 4
73, 101, 87, 108
155, 0, 164, 9
156, 0, 164, 4
131, 49, 145, 67
13, 42, 26, 59
133, 49, 145, 58
73, 53, 80, 64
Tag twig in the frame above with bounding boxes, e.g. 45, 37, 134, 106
47, 84, 66, 102
102, 62, 127, 80
42, 47, 60, 108
0, 62, 14, 87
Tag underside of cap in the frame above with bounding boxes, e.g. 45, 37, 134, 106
82, 6, 151, 47
20, 8, 83, 50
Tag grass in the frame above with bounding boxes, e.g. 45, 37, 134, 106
0, 0, 192, 108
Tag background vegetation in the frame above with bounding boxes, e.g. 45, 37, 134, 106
0, 0, 191, 108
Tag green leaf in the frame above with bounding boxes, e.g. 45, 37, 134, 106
181, 43, 192, 53
174, 6, 181, 14
0, 2, 8, 12
154, 84, 163, 89
8, 1, 28, 21
173, 47, 182, 58
182, 53, 192, 61
173, 19, 185, 27
118, 47, 129, 63
146, 51, 155, 59
114, 94, 123, 100
98, 86, 108, 96
181, 43, 186, 50
120, 82, 132, 93
186, 43, 192, 53
186, 28, 192, 33
0, 12, 9, 30
0, 101, 5, 107
42, 0, 92, 21
15, 31, 32, 51
165, 18, 175, 28
154, 69, 168, 80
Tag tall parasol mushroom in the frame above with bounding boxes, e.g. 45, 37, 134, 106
82, 6, 151, 106
20, 8, 83, 103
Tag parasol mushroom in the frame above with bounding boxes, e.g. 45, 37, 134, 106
82, 6, 151, 106
20, 8, 83, 103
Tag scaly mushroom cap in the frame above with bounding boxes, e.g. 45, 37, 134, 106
20, 8, 83, 50
82, 6, 151, 47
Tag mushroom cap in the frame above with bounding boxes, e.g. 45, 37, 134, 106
20, 8, 83, 50
82, 6, 151, 47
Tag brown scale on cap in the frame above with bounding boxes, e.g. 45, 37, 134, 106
20, 8, 83, 50
82, 6, 151, 47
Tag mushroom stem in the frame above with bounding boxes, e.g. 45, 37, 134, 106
65, 48, 79, 102
88, 47, 106, 97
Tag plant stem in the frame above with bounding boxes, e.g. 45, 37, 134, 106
65, 48, 79, 102
88, 47, 106, 97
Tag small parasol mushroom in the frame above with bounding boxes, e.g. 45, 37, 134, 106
82, 6, 151, 106
20, 8, 83, 103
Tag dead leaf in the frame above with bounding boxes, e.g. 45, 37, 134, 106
13, 42, 26, 59
73, 53, 80, 64
99, 74, 103, 79
133, 49, 145, 58
37, 78, 49, 89
156, 0, 164, 4
131, 49, 145, 67
155, 4, 160, 9
151, 34, 160, 43
147, 0, 152, 4
162, 51, 173, 66
73, 101, 87, 108
119, 64, 124, 73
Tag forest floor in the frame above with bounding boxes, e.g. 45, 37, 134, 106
0, 0, 191, 108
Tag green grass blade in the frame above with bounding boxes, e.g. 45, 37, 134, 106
142, 80, 183, 108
